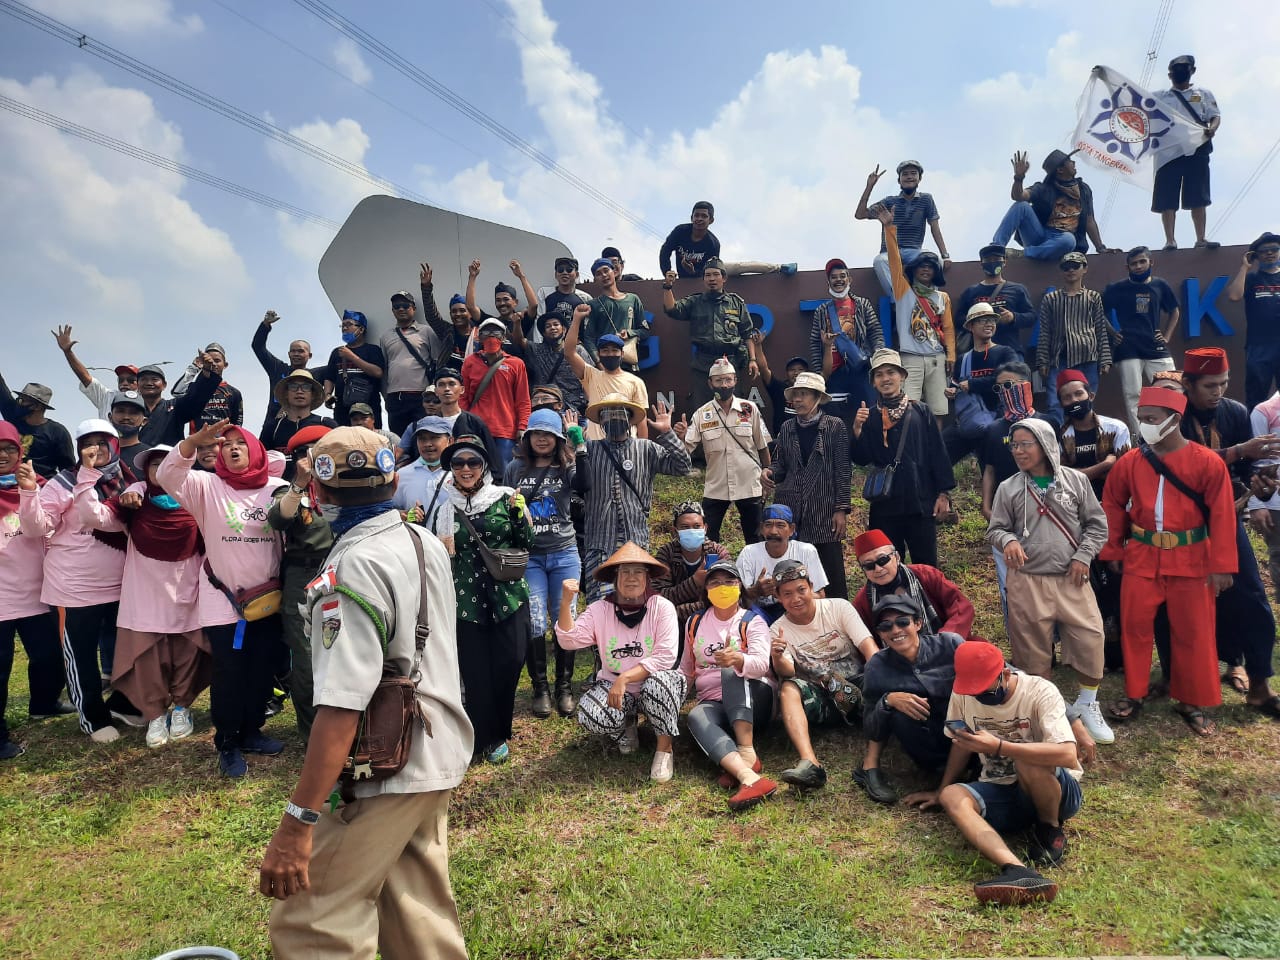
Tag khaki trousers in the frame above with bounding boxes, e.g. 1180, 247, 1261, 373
1005, 568, 1105, 679
270, 789, 467, 960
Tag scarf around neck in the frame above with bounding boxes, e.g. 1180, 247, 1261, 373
114, 482, 202, 562
868, 565, 942, 635
445, 472, 510, 515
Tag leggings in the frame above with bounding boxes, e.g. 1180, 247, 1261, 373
577, 669, 687, 744
687, 670, 774, 764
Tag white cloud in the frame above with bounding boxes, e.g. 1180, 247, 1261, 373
331, 37, 373, 86
28, 0, 202, 35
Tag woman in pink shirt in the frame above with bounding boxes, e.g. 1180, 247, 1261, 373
680, 561, 778, 811
18, 419, 133, 743
0, 421, 70, 759
157, 419, 286, 779
556, 542, 686, 782
78, 445, 210, 750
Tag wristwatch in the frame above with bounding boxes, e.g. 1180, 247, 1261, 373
285, 801, 321, 825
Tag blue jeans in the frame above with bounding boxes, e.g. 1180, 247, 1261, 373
493, 437, 516, 474
525, 545, 580, 636
992, 202, 1077, 261
1046, 361, 1099, 426
961, 767, 1083, 832
873, 248, 921, 297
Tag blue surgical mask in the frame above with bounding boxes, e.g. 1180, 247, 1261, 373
974, 680, 1007, 706
677, 528, 706, 551
981, 263, 1003, 277
341, 331, 358, 345
149, 493, 181, 510
421, 457, 441, 468
0, 474, 16, 488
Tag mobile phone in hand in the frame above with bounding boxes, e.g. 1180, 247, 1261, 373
945, 719, 973, 735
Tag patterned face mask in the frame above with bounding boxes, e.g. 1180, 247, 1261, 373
997, 380, 1034, 421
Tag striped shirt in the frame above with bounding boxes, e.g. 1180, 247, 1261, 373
582, 430, 692, 551
1035, 288, 1113, 370
771, 415, 851, 544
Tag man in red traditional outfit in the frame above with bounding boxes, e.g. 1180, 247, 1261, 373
1100, 386, 1237, 737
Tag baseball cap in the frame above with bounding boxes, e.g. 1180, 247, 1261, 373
872, 593, 922, 619
953, 642, 1007, 696
1060, 251, 1089, 267
598, 334, 625, 350
113, 364, 140, 377
310, 426, 397, 488
478, 318, 506, 337
772, 558, 810, 585
554, 256, 578, 271
412, 415, 453, 437
390, 290, 416, 305
348, 403, 375, 418
138, 364, 167, 380
109, 390, 147, 412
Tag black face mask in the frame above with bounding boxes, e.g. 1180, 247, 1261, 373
1064, 399, 1092, 421
974, 680, 1007, 706
712, 386, 735, 402
599, 355, 623, 372
115, 423, 142, 439
1170, 65, 1193, 84
981, 263, 1003, 277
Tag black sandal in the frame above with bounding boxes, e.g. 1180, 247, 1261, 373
1108, 697, 1144, 721
1174, 705, 1216, 738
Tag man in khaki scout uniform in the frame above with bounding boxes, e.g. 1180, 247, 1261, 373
260, 426, 474, 959
674, 356, 771, 544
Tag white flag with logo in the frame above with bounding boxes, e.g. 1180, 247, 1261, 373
1071, 65, 1208, 187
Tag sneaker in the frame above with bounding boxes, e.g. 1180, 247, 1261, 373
28, 701, 76, 720
728, 776, 778, 811
241, 731, 285, 755
0, 741, 25, 760
1005, 247, 1025, 259
531, 687, 552, 719
1029, 821, 1068, 866
780, 262, 798, 276
110, 709, 146, 729
852, 766, 899, 805
617, 723, 640, 755
89, 725, 120, 744
486, 741, 510, 764
219, 746, 247, 778
650, 750, 674, 783
169, 706, 194, 740
1075, 700, 1115, 744
1194, 239, 1220, 250
145, 715, 170, 749
263, 695, 286, 719
973, 863, 1059, 905
779, 759, 827, 790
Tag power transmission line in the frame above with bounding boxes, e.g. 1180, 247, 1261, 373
291, 0, 663, 240
0, 0, 436, 206
1211, 131, 1280, 237
0, 93, 342, 229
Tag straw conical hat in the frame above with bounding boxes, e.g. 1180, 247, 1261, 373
591, 541, 669, 582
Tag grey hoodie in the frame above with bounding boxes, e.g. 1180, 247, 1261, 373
985, 417, 1107, 575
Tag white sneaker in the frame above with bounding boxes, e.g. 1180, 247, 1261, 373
145, 715, 170, 749
169, 706, 194, 740
1075, 700, 1115, 745
89, 725, 120, 744
617, 723, 639, 755
650, 750, 674, 783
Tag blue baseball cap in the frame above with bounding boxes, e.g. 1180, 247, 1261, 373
412, 416, 453, 437
598, 334, 625, 350
525, 408, 565, 439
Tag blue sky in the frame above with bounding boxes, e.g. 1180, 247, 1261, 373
1, 0, 1277, 427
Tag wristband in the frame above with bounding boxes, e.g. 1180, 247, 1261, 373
995, 740, 1004, 758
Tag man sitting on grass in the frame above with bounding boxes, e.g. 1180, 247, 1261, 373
904, 641, 1088, 906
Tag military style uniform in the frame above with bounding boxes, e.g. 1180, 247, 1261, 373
269, 510, 474, 960
682, 396, 771, 543
664, 291, 756, 408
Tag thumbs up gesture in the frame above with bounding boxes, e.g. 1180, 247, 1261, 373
852, 400, 870, 438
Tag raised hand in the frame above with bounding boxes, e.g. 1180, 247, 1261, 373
664, 270, 678, 285
293, 454, 313, 488
419, 262, 432, 286
671, 413, 689, 440
52, 325, 77, 352
190, 418, 232, 448
509, 259, 524, 279
646, 399, 672, 434
15, 459, 38, 492
263, 310, 280, 326
119, 490, 144, 510
468, 259, 481, 278
866, 164, 886, 190
1011, 150, 1030, 179
572, 302, 591, 324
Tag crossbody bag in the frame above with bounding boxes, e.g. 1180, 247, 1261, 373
455, 507, 529, 581
1140, 446, 1211, 523
395, 327, 435, 380
862, 405, 913, 502
340, 525, 432, 787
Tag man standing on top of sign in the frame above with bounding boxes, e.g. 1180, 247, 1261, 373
1153, 55, 1221, 252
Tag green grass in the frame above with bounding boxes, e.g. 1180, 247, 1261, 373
2, 461, 1279, 959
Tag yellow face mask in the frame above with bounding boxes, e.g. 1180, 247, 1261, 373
707, 584, 741, 610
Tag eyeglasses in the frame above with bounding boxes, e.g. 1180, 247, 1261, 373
860, 553, 895, 571
451, 457, 484, 469
340, 322, 361, 330
1008, 440, 1039, 451
876, 616, 914, 633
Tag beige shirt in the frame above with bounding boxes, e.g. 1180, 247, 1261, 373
580, 365, 649, 440
683, 397, 770, 500
306, 510, 473, 797
770, 598, 872, 676
379, 322, 441, 394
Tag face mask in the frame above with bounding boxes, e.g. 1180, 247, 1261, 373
677, 528, 706, 551
599, 355, 623, 372
828, 284, 849, 299
707, 584, 741, 610
0, 474, 15, 488
981, 263, 1003, 277
712, 386, 735, 402
603, 415, 631, 441
1171, 66, 1192, 83
1139, 412, 1179, 446
115, 423, 142, 439
974, 679, 1006, 706
341, 331, 358, 345
1129, 268, 1152, 282
421, 457, 441, 468
997, 380, 1035, 420
1064, 399, 1092, 421
481, 336, 502, 354
148, 493, 181, 510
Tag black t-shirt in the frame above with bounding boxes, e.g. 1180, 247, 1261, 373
765, 376, 796, 435
661, 223, 721, 278
1102, 277, 1178, 360
502, 462, 577, 553
544, 289, 589, 324
119, 442, 153, 478
13, 419, 75, 480
323, 343, 385, 422
1244, 270, 1280, 349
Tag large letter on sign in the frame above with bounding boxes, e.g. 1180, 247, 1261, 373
1183, 276, 1233, 337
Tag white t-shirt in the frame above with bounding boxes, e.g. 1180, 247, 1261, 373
737, 539, 828, 608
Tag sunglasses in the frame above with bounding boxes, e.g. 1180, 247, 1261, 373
451, 457, 484, 469
1258, 246, 1280, 256
860, 554, 895, 571
876, 616, 914, 633
1059, 263, 1084, 272
423, 394, 440, 403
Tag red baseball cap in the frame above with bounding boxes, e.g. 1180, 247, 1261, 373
953, 641, 1006, 695
114, 364, 139, 376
